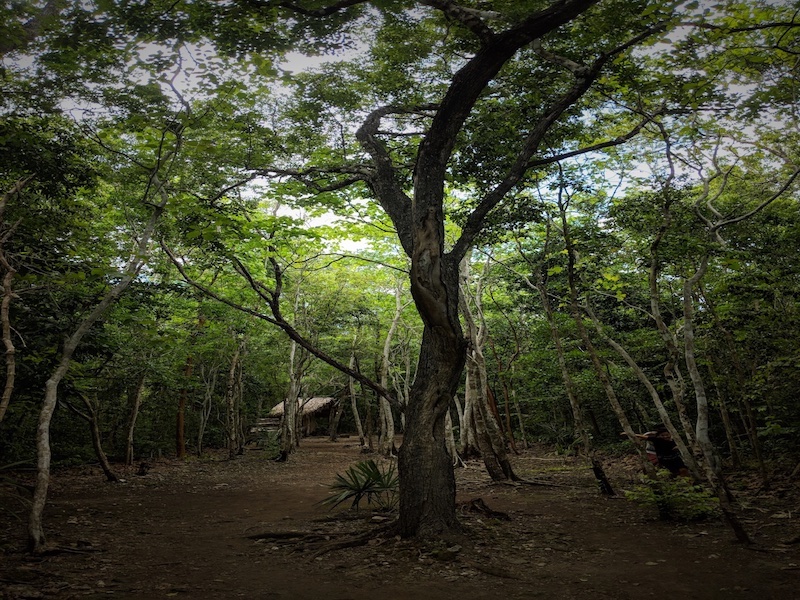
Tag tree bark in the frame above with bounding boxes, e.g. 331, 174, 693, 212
378, 281, 405, 456
176, 356, 192, 459
226, 336, 244, 460
28, 180, 166, 551
349, 349, 366, 446
459, 252, 517, 480
0, 178, 26, 424
65, 394, 119, 483
398, 232, 465, 538
197, 363, 218, 456
125, 371, 147, 466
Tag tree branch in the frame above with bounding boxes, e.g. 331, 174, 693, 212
356, 105, 430, 256
161, 243, 401, 409
419, 0, 497, 44
451, 24, 666, 260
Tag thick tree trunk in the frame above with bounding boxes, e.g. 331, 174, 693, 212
399, 226, 465, 538
398, 327, 465, 539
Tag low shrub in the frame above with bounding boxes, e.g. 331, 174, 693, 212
624, 470, 720, 521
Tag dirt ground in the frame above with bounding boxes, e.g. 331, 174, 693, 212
2, 438, 799, 600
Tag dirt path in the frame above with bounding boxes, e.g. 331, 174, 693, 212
2, 438, 799, 599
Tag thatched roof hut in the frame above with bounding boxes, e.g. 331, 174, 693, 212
268, 396, 335, 417
268, 397, 336, 436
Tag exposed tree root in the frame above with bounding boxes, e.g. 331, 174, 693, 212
458, 497, 510, 521
244, 519, 399, 560
306, 521, 398, 559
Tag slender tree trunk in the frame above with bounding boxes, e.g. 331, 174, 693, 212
28, 182, 167, 552
176, 356, 192, 459
197, 364, 217, 456
584, 301, 693, 477
682, 258, 751, 542
125, 371, 147, 466
648, 206, 699, 457
349, 349, 366, 446
226, 337, 243, 460
279, 339, 302, 459
0, 179, 26, 424
700, 284, 764, 479
708, 363, 741, 468
682, 256, 721, 474
0, 266, 17, 424
459, 253, 517, 480
510, 367, 528, 449
72, 395, 118, 483
378, 281, 404, 456
328, 399, 343, 441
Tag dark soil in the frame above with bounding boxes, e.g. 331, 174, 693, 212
2, 438, 799, 599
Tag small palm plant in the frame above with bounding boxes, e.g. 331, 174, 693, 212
321, 459, 399, 511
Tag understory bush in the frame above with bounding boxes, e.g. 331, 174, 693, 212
625, 470, 720, 521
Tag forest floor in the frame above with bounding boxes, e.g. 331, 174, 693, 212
2, 437, 799, 599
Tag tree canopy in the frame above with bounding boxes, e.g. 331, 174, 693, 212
1, 0, 799, 549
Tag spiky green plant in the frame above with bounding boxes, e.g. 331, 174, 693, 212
320, 459, 399, 511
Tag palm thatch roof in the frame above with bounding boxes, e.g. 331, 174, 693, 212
268, 396, 335, 417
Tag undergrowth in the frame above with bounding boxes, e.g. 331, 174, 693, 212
321, 459, 399, 511
625, 470, 720, 521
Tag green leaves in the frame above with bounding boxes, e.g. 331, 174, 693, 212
320, 459, 399, 511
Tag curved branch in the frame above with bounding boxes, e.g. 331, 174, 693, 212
161, 243, 401, 409
356, 105, 428, 255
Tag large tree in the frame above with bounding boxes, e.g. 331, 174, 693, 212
9, 0, 798, 543
149, 0, 795, 539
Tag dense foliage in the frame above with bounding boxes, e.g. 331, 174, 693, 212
1, 0, 798, 546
